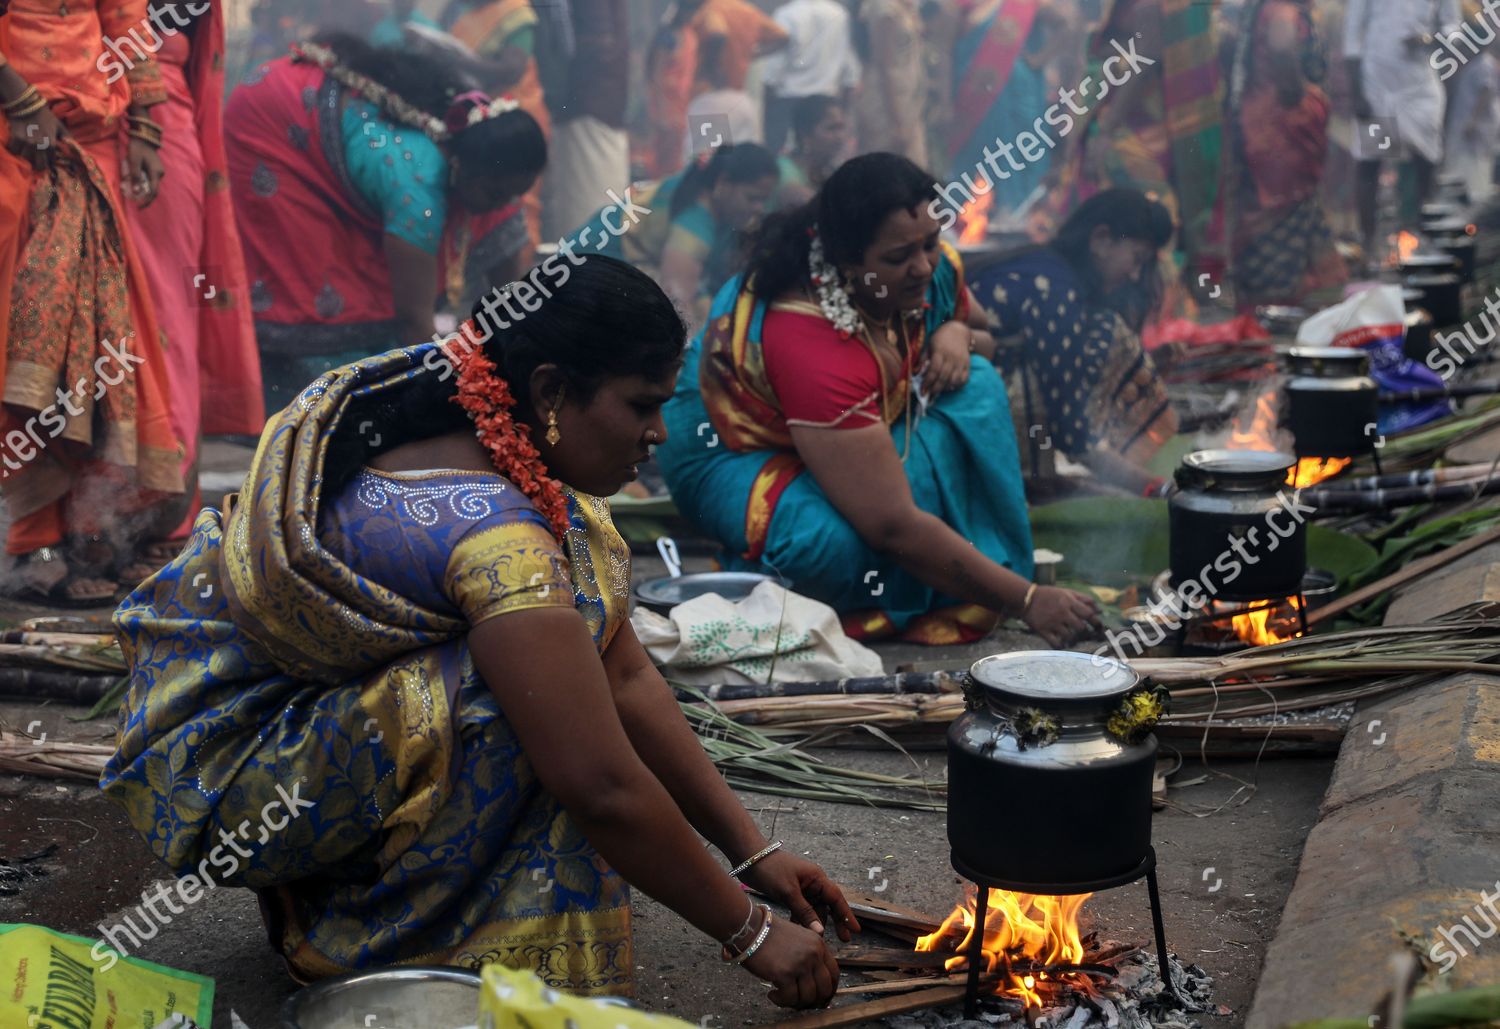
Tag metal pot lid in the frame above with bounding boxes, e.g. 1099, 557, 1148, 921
969, 650, 1137, 701
634, 571, 780, 609
1177, 448, 1294, 486
1285, 346, 1371, 375
1403, 272, 1462, 286
1400, 253, 1460, 271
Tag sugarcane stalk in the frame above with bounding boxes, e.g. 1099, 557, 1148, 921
673, 670, 962, 703
0, 667, 123, 704
1379, 380, 1500, 402
1305, 477, 1500, 512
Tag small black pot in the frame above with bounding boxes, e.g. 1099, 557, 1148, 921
1403, 272, 1464, 327
1283, 347, 1380, 460
1169, 449, 1306, 602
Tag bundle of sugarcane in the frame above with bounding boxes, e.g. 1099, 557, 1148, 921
0, 730, 112, 781
0, 620, 127, 705
1305, 471, 1500, 512
678, 614, 1500, 744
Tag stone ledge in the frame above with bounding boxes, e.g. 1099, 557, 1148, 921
1246, 539, 1500, 1027
1384, 542, 1500, 625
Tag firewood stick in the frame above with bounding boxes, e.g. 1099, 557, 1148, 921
833, 946, 952, 970
839, 973, 973, 995
839, 891, 946, 934
755, 985, 969, 1029
1306, 523, 1500, 628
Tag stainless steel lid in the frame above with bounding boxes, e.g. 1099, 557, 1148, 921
970, 650, 1138, 701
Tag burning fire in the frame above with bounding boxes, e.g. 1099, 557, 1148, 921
1227, 392, 1278, 451
1226, 392, 1352, 486
1232, 594, 1304, 645
916, 889, 1090, 1006
1288, 455, 1351, 488
1391, 230, 1420, 267
957, 178, 995, 245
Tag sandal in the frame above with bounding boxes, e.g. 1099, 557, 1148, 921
4, 546, 120, 609
116, 537, 188, 587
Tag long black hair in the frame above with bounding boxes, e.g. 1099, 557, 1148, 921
669, 143, 780, 219
743, 152, 938, 301
323, 256, 686, 497
310, 32, 547, 182
1048, 188, 1174, 329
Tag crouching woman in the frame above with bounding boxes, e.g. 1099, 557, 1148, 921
99, 256, 852, 1007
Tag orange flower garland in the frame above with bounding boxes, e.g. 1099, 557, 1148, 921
447, 333, 572, 539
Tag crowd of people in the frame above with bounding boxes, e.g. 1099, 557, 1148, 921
3, 0, 1498, 1013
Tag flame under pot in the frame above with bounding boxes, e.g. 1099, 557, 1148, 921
1169, 449, 1306, 602
1283, 347, 1380, 460
948, 652, 1155, 890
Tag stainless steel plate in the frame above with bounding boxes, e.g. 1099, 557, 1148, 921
633, 571, 782, 614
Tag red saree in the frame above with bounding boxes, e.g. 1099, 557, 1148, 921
0, 1, 184, 555
226, 57, 525, 362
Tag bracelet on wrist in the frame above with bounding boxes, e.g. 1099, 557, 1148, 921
1020, 582, 1039, 616
723, 905, 773, 965
3, 85, 43, 115
728, 840, 782, 879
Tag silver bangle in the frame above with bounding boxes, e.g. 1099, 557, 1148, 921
728, 906, 773, 965
728, 840, 783, 879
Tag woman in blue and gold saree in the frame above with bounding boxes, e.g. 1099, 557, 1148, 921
99, 256, 856, 1006
656, 154, 1101, 649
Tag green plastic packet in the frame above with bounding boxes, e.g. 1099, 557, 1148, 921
0, 923, 214, 1028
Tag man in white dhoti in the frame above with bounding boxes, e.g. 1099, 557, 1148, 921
1344, 0, 1461, 257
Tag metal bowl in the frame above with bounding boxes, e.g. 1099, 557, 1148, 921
633, 571, 783, 615
280, 967, 482, 1029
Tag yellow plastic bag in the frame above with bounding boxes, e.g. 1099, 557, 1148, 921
478, 965, 696, 1029
0, 922, 214, 1028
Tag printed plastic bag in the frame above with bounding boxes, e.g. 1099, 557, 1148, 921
0, 922, 214, 1029
1296, 284, 1453, 434
478, 964, 696, 1029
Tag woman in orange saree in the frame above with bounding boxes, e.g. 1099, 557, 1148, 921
125, 1, 265, 565
0, 0, 185, 605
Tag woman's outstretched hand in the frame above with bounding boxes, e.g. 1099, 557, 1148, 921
1024, 585, 1102, 648
740, 914, 841, 1009
740, 851, 861, 941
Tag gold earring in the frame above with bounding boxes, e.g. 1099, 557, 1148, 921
545, 406, 561, 446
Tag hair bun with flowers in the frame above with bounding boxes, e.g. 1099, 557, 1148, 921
446, 331, 572, 539
444, 89, 523, 136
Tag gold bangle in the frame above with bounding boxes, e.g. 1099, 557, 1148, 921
3, 85, 42, 114
9, 98, 47, 120
1021, 582, 1039, 616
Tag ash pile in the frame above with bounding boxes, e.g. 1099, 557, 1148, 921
885, 941, 1216, 1029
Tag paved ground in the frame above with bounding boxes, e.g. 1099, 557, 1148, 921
1, 724, 1330, 1029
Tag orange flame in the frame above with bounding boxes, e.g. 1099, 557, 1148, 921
916, 889, 1090, 1006
1228, 392, 1279, 451
1289, 456, 1352, 488
1232, 594, 1304, 645
957, 179, 995, 245
1226, 392, 1352, 486
1392, 230, 1420, 267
